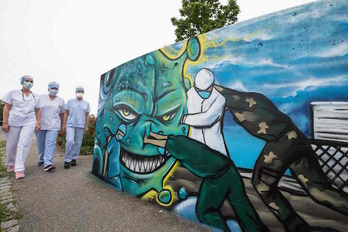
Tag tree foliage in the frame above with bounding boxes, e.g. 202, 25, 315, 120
171, 0, 240, 42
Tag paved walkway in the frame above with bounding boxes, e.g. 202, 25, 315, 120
10, 140, 210, 232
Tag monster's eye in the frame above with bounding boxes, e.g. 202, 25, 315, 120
117, 107, 138, 120
162, 114, 171, 121
158, 110, 178, 123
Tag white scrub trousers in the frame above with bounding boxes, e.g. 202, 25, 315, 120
5, 125, 36, 172
36, 130, 59, 166
64, 127, 84, 162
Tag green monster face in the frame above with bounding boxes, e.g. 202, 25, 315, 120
93, 38, 200, 204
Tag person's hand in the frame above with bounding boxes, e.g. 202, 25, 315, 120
62, 125, 66, 133
84, 126, 88, 133
58, 130, 64, 137
35, 123, 41, 132
2, 123, 9, 133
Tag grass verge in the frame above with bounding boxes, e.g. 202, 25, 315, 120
0, 139, 22, 224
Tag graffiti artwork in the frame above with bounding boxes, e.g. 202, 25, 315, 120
93, 0, 348, 231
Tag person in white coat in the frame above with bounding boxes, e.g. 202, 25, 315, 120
183, 68, 229, 157
62, 86, 90, 169
2, 75, 41, 179
36, 81, 65, 172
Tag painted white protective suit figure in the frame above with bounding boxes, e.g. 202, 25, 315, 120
183, 68, 229, 156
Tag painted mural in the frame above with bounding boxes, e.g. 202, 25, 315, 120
92, 0, 348, 231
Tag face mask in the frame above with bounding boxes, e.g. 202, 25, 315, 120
198, 91, 211, 99
49, 89, 58, 96
76, 93, 84, 98
23, 82, 33, 90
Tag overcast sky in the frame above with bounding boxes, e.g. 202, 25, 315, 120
0, 0, 316, 114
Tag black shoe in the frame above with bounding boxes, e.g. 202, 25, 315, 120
70, 159, 77, 166
36, 161, 44, 167
44, 164, 56, 172
64, 162, 70, 169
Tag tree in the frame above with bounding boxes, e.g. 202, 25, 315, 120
171, 0, 240, 42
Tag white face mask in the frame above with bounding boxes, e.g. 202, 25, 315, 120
76, 93, 84, 98
23, 81, 33, 90
49, 89, 58, 96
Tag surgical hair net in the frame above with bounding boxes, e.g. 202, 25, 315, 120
20, 75, 33, 85
75, 86, 84, 93
48, 81, 59, 89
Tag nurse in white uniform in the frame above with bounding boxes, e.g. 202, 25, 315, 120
36, 81, 65, 172
2, 75, 41, 179
183, 68, 229, 157
62, 86, 90, 169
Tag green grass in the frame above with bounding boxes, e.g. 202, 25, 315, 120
0, 139, 22, 223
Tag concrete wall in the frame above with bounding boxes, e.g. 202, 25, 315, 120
92, 0, 348, 231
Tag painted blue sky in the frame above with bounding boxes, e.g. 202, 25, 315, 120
178, 0, 348, 169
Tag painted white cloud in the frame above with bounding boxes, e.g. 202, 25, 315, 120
262, 75, 348, 96
243, 31, 274, 42
228, 80, 249, 92
314, 42, 348, 57
209, 56, 289, 70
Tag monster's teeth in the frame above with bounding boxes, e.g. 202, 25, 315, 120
129, 160, 135, 171
126, 157, 131, 168
136, 161, 141, 172
151, 159, 156, 171
156, 157, 161, 168
139, 161, 143, 172
145, 159, 150, 172
140, 161, 145, 173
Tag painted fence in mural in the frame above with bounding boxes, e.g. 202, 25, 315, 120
92, 0, 348, 231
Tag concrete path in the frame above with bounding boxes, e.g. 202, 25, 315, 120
10, 140, 211, 232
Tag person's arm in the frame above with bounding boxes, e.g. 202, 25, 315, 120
62, 110, 68, 132
2, 103, 11, 132
84, 112, 89, 133
35, 108, 41, 131
184, 94, 226, 127
59, 113, 64, 135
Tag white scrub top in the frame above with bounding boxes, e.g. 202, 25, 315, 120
184, 87, 228, 156
38, 94, 65, 130
65, 98, 90, 128
2, 90, 39, 127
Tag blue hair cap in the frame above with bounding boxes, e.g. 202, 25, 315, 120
75, 86, 84, 93
48, 81, 59, 89
20, 75, 33, 85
